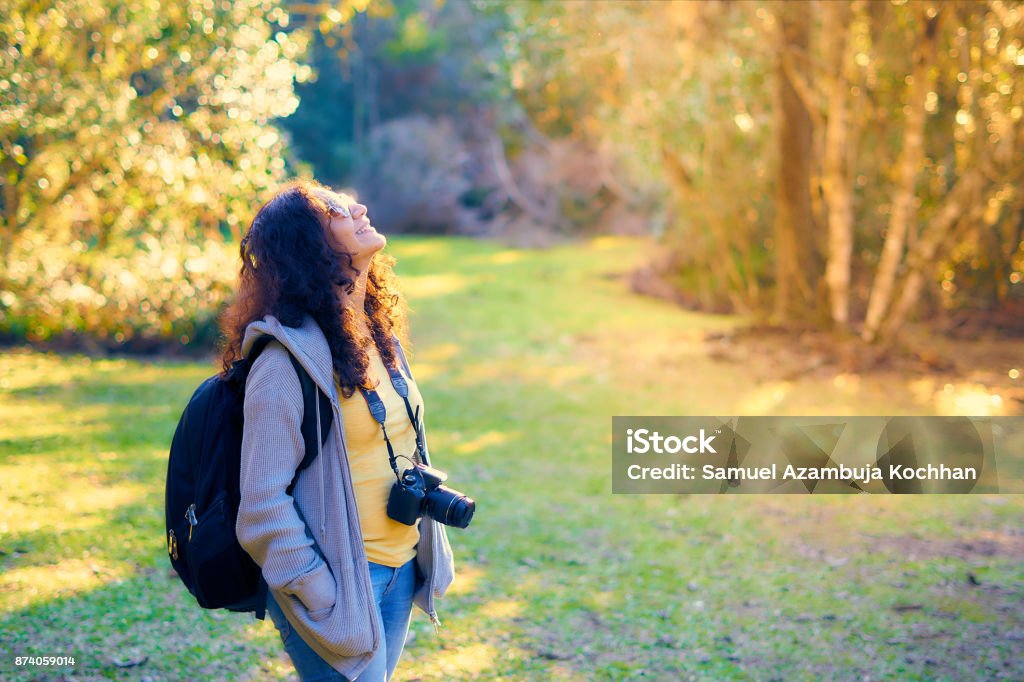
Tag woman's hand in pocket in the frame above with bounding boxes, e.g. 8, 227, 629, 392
282, 560, 338, 618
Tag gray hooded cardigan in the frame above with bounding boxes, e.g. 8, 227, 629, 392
235, 314, 455, 680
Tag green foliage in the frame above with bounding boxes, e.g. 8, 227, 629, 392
281, 0, 510, 186
381, 8, 445, 62
0, 0, 310, 345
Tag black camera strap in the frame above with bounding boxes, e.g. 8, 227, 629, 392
358, 364, 425, 481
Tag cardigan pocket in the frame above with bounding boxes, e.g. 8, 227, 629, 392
282, 559, 337, 616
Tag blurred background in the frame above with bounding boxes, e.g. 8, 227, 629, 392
1, 0, 1022, 355
1, 1, 1023, 680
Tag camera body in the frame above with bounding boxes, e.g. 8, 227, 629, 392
387, 463, 475, 529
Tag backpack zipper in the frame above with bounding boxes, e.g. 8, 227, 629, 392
186, 503, 198, 541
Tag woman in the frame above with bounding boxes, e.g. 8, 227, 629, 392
218, 179, 455, 681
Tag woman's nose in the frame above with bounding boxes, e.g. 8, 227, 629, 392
351, 202, 367, 220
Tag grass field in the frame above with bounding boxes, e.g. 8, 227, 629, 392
1, 236, 1021, 681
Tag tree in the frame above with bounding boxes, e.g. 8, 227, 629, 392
505, 0, 1024, 347
771, 1, 821, 323
0, 0, 309, 344
820, 1, 856, 330
862, 4, 943, 342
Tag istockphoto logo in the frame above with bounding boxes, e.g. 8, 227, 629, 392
626, 428, 718, 454
612, 416, 1023, 495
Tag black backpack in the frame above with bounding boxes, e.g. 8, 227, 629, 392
164, 335, 332, 620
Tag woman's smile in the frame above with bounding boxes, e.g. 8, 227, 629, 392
315, 188, 388, 271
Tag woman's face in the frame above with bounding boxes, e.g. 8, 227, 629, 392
319, 190, 386, 270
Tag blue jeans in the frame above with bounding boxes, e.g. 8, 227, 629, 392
266, 558, 417, 682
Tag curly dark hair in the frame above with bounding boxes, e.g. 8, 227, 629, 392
217, 178, 409, 398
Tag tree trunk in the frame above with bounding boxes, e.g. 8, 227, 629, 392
772, 2, 819, 323
862, 6, 942, 342
879, 166, 986, 340
821, 1, 855, 329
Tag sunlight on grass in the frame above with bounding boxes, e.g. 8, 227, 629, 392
0, 560, 131, 611
404, 361, 445, 383
95, 363, 206, 387
735, 381, 793, 414
489, 250, 523, 264
452, 430, 516, 456
0, 402, 110, 444
0, 351, 102, 391
0, 236, 1019, 681
255, 657, 297, 680
922, 380, 1010, 416
414, 342, 462, 363
588, 590, 616, 609
478, 599, 522, 619
388, 240, 447, 259
453, 360, 588, 389
0, 470, 147, 535
445, 565, 485, 597
237, 621, 296, 679
402, 343, 460, 382
399, 273, 471, 299
466, 250, 523, 265
435, 642, 501, 678
588, 235, 640, 251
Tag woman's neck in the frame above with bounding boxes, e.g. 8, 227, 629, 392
339, 271, 371, 336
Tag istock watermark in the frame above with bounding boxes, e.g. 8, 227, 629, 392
625, 428, 718, 454
611, 416, 1024, 494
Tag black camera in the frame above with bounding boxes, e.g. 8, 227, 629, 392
387, 463, 476, 529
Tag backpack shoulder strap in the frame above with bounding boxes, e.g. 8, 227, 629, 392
288, 354, 332, 471
284, 350, 333, 497
248, 334, 275, 362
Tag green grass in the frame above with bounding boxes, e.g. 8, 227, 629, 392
1, 235, 1021, 681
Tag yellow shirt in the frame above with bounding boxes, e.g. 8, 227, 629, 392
337, 343, 423, 567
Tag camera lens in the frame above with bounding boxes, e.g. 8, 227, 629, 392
425, 486, 475, 529
447, 494, 475, 528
